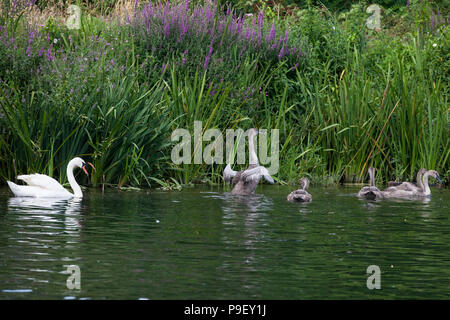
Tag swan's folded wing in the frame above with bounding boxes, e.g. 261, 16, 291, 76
397, 182, 419, 191
223, 164, 237, 183
17, 174, 67, 192
384, 182, 418, 193
241, 166, 274, 184
287, 189, 312, 202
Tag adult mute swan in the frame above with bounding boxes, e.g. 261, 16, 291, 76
7, 157, 91, 198
357, 167, 382, 200
380, 170, 442, 199
287, 177, 312, 202
223, 128, 274, 196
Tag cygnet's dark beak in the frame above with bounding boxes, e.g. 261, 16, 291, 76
436, 175, 443, 184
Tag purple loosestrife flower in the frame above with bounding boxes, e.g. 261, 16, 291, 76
236, 17, 243, 34
164, 21, 170, 37
47, 44, 54, 61
226, 5, 231, 16
133, 0, 139, 16
276, 35, 282, 50
278, 46, 285, 60
267, 23, 276, 43
284, 29, 288, 44
28, 30, 35, 45
203, 45, 213, 70
257, 10, 264, 29
243, 26, 249, 40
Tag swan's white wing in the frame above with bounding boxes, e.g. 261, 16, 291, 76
17, 174, 67, 192
241, 166, 275, 184
223, 164, 237, 183
7, 180, 72, 198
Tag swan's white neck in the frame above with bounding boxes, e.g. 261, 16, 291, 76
421, 172, 431, 196
248, 133, 259, 165
67, 160, 83, 198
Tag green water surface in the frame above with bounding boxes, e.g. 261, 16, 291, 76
0, 185, 449, 299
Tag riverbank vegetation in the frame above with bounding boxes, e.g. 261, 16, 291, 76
0, 0, 448, 189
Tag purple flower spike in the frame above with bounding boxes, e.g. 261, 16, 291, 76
283, 29, 289, 45
47, 44, 54, 61
267, 23, 276, 43
257, 10, 264, 29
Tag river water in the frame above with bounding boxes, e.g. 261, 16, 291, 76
0, 185, 449, 299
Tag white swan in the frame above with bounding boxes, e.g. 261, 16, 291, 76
223, 128, 274, 195
7, 157, 90, 198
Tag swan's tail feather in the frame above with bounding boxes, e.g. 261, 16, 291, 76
7, 181, 22, 197
7, 180, 40, 197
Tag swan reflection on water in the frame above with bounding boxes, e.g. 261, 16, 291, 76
7, 197, 83, 232
201, 191, 275, 273
200, 191, 274, 236
201, 191, 274, 216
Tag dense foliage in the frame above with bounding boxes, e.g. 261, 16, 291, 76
0, 0, 448, 189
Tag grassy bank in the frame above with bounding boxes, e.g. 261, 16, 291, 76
0, 0, 448, 189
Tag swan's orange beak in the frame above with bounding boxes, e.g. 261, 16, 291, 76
82, 162, 95, 176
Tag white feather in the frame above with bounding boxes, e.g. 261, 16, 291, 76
223, 164, 237, 183
17, 174, 68, 192
241, 166, 274, 184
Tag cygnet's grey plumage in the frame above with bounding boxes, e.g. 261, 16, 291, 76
223, 128, 274, 196
381, 170, 442, 199
357, 167, 382, 200
287, 177, 312, 202
385, 168, 426, 193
